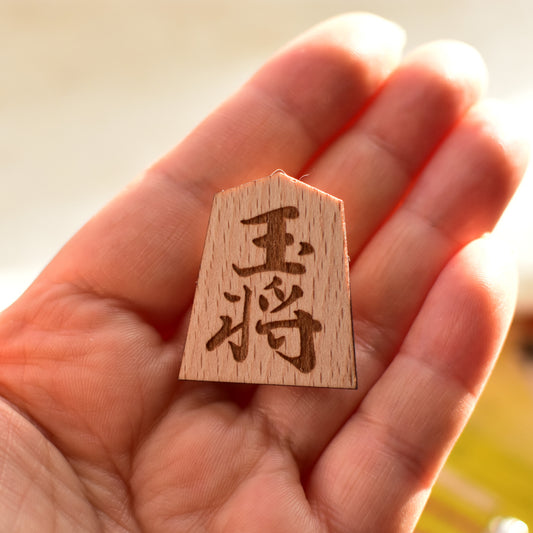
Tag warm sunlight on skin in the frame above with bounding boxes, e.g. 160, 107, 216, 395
0, 13, 529, 533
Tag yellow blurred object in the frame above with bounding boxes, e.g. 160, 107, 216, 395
419, 317, 533, 532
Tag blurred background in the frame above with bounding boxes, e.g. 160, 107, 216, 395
1, 1, 532, 531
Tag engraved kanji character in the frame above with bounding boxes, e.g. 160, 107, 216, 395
233, 206, 314, 277
256, 310, 322, 373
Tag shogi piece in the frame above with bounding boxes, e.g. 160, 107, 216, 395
179, 170, 356, 388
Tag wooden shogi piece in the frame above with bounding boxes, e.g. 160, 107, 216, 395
179, 170, 356, 388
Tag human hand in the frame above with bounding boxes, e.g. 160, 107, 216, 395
0, 13, 528, 532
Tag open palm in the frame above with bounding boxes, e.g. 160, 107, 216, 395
0, 14, 528, 533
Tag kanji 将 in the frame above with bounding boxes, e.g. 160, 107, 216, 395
206, 274, 322, 373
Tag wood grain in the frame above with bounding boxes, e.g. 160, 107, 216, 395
179, 170, 356, 388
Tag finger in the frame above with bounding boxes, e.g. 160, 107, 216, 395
27, 14, 405, 328
305, 40, 487, 256
251, 41, 489, 457
307, 236, 517, 533
250, 100, 529, 469
352, 100, 528, 360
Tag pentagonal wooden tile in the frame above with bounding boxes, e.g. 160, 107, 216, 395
179, 170, 356, 388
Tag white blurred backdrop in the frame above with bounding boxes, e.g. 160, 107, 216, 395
1, 0, 532, 311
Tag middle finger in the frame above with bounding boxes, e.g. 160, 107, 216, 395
307, 40, 486, 256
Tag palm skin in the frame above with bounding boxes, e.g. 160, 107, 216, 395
0, 13, 529, 533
